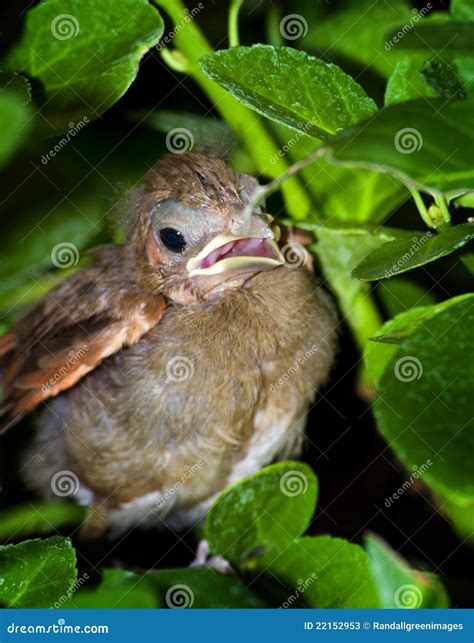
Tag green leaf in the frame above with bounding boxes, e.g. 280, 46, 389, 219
0, 90, 32, 168
5, 0, 164, 132
325, 98, 474, 197
144, 567, 264, 608
377, 278, 437, 318
385, 58, 438, 105
455, 56, 474, 93
365, 534, 449, 608
66, 568, 159, 608
0, 73, 32, 104
384, 57, 466, 105
205, 462, 317, 566
200, 45, 377, 140
461, 252, 474, 275
387, 21, 474, 55
0, 504, 85, 542
257, 536, 380, 608
421, 58, 467, 99
69, 567, 257, 609
0, 196, 106, 313
352, 224, 474, 281
308, 224, 397, 348
439, 496, 474, 543
0, 537, 77, 608
374, 296, 474, 504
456, 192, 474, 208
451, 0, 474, 21
364, 294, 472, 385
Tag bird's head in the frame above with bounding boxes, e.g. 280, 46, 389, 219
129, 153, 284, 303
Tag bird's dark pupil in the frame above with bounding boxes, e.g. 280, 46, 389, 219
159, 228, 186, 252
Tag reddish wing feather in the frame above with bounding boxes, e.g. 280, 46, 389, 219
0, 246, 166, 431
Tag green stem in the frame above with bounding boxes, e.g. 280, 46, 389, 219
228, 0, 244, 47
266, 5, 284, 47
155, 0, 311, 220
159, 47, 190, 73
434, 194, 451, 225
408, 186, 432, 228
242, 146, 325, 226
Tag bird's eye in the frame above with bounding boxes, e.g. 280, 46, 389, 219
159, 227, 186, 253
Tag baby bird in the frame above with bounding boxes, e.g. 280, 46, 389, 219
0, 153, 337, 538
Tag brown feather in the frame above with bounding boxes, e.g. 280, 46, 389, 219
0, 245, 166, 431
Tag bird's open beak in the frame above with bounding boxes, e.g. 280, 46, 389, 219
186, 234, 284, 277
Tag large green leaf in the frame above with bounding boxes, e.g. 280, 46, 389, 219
365, 534, 449, 608
325, 98, 474, 197
205, 462, 317, 566
352, 223, 474, 281
374, 296, 474, 505
364, 294, 472, 386
257, 536, 380, 608
0, 537, 77, 607
0, 90, 32, 168
200, 45, 377, 140
5, 0, 164, 132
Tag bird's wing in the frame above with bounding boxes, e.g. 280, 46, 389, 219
0, 245, 166, 431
